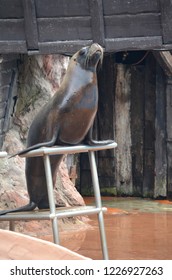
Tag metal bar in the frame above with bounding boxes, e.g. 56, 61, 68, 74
9, 221, 15, 231
0, 152, 7, 158
43, 154, 59, 244
51, 207, 107, 219
0, 206, 106, 221
18, 142, 117, 158
88, 151, 109, 260
1, 143, 117, 259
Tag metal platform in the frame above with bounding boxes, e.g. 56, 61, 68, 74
0, 142, 117, 259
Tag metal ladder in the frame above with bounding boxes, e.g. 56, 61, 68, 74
0, 142, 117, 259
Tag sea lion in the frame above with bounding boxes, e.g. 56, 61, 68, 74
0, 43, 113, 215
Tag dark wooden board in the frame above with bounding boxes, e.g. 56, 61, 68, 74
0, 71, 12, 87
97, 54, 116, 189
0, 0, 171, 54
0, 102, 6, 118
130, 65, 145, 196
37, 17, 92, 42
0, 0, 23, 19
0, 59, 18, 72
38, 40, 93, 54
154, 62, 167, 197
0, 19, 25, 40
166, 78, 172, 198
0, 117, 4, 129
89, 0, 105, 45
104, 14, 161, 39
143, 54, 156, 197
159, 0, 172, 44
0, 86, 10, 103
105, 37, 163, 52
0, 41, 27, 54
115, 64, 133, 195
103, 0, 160, 15
22, 0, 38, 50
35, 0, 90, 17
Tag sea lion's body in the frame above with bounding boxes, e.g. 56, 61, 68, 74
0, 43, 113, 215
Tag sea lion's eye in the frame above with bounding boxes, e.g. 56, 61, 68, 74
79, 48, 86, 56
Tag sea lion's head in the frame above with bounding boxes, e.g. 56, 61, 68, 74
72, 43, 103, 72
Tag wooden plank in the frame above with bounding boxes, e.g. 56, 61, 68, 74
0, 86, 10, 103
0, 59, 18, 72
0, 54, 20, 62
0, 134, 5, 149
0, 41, 27, 54
35, 0, 90, 17
22, 0, 38, 50
0, 71, 12, 87
103, 0, 160, 15
115, 64, 133, 195
89, 0, 105, 46
96, 55, 116, 189
37, 17, 92, 42
143, 54, 156, 198
38, 40, 93, 55
0, 19, 25, 40
153, 51, 172, 77
105, 36, 162, 52
166, 77, 172, 199
0, 118, 4, 130
104, 14, 161, 39
159, 0, 172, 44
130, 65, 145, 196
154, 63, 167, 198
0, 0, 23, 19
0, 102, 6, 118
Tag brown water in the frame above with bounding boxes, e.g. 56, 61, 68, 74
46, 198, 172, 260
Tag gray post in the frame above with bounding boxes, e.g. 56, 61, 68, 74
43, 154, 59, 244
88, 150, 109, 260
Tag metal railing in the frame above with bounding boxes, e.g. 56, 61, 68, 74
0, 142, 117, 260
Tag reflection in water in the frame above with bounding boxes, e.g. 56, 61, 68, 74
60, 198, 172, 260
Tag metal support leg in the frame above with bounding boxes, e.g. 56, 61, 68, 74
88, 151, 109, 260
9, 221, 15, 231
43, 154, 59, 244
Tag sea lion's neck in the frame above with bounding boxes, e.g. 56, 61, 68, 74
63, 62, 95, 91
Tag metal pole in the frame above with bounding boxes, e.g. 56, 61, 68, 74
9, 221, 15, 231
43, 154, 60, 244
88, 151, 109, 260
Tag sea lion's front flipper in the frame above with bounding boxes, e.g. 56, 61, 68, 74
0, 201, 37, 216
9, 127, 60, 158
85, 125, 114, 146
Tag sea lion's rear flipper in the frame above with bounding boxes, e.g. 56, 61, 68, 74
0, 201, 37, 216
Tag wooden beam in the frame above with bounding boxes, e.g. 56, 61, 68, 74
38, 40, 93, 55
143, 54, 156, 198
166, 77, 172, 199
22, 0, 38, 50
159, 0, 172, 44
105, 36, 163, 52
89, 0, 105, 46
154, 63, 167, 198
0, 41, 27, 53
153, 51, 172, 77
130, 65, 145, 196
115, 64, 133, 195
